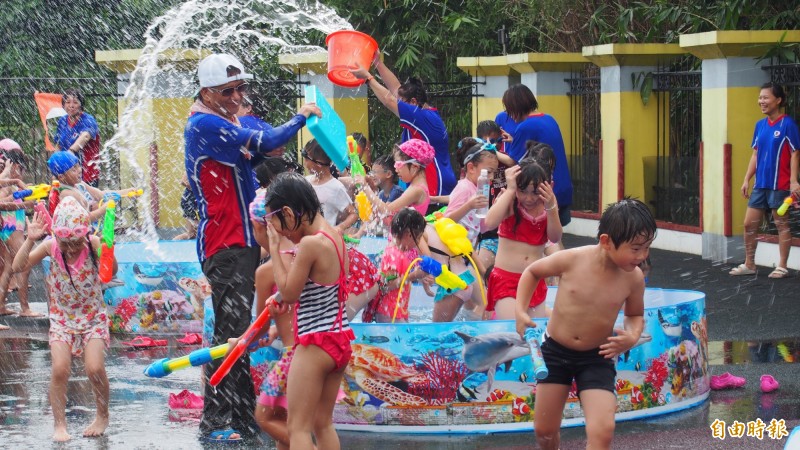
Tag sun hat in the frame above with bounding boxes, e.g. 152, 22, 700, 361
52, 197, 90, 239
0, 138, 22, 151
397, 139, 435, 166
197, 54, 253, 88
47, 151, 80, 176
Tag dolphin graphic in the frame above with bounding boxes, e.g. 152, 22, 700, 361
622, 332, 653, 362
455, 331, 530, 392
658, 310, 682, 337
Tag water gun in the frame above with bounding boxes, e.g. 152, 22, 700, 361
344, 235, 361, 245
144, 343, 230, 378
12, 184, 51, 201
98, 200, 116, 283
777, 196, 794, 216
34, 201, 52, 234
424, 206, 447, 223
210, 292, 281, 387
48, 180, 60, 216
125, 188, 144, 198
348, 136, 366, 179
524, 328, 549, 380
355, 191, 372, 221
418, 256, 473, 302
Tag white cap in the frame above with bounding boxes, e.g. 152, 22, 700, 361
197, 53, 253, 88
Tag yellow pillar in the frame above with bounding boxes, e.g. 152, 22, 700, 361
95, 48, 205, 228
583, 44, 685, 207
279, 52, 370, 158
680, 30, 800, 263
456, 56, 518, 134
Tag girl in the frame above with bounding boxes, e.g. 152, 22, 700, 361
350, 155, 403, 239
12, 197, 116, 442
428, 140, 499, 322
484, 160, 562, 320
355, 139, 433, 218
363, 208, 433, 323
263, 173, 353, 449
730, 82, 800, 278
302, 139, 358, 234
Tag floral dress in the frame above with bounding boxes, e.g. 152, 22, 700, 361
47, 239, 109, 356
363, 245, 419, 322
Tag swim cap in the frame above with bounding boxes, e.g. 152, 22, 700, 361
0, 138, 22, 152
397, 139, 434, 166
249, 190, 269, 223
47, 151, 80, 176
52, 197, 90, 235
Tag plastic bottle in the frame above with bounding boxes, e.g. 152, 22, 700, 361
777, 196, 793, 216
475, 169, 490, 219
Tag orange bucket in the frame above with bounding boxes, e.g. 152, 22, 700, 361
326, 30, 378, 88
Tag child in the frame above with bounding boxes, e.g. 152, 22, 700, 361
428, 140, 498, 322
515, 198, 655, 450
372, 155, 403, 203
524, 141, 563, 285
483, 160, 562, 320
363, 208, 432, 323
302, 139, 358, 234
355, 139, 433, 218
263, 173, 353, 449
12, 197, 116, 442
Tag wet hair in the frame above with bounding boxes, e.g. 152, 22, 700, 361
511, 160, 550, 232
304, 139, 331, 166
456, 142, 498, 172
598, 197, 657, 248
390, 208, 426, 244
254, 157, 293, 188
502, 84, 538, 122
373, 154, 398, 183
352, 132, 368, 148
2, 148, 27, 168
523, 141, 555, 174
477, 120, 501, 138
760, 82, 787, 108
61, 88, 85, 111
264, 172, 321, 231
397, 77, 428, 105
62, 236, 98, 292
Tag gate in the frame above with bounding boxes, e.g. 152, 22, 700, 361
565, 66, 601, 214
650, 56, 702, 227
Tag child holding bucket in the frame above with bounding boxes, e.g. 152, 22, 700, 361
484, 160, 562, 320
12, 197, 117, 442
262, 172, 353, 450
515, 198, 654, 450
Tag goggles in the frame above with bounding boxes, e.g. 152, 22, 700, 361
393, 159, 422, 170
53, 225, 89, 241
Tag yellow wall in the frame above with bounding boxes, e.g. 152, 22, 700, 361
153, 97, 193, 228
472, 97, 505, 132
620, 91, 659, 203
537, 94, 572, 158
600, 92, 621, 206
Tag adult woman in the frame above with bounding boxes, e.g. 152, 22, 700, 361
351, 53, 456, 206
503, 84, 574, 228
730, 82, 799, 278
55, 89, 101, 187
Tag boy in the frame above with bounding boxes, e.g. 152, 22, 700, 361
515, 198, 656, 450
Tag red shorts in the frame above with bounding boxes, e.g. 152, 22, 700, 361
486, 266, 547, 312
296, 329, 355, 372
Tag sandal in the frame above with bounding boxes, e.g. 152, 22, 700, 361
202, 429, 241, 443
120, 336, 168, 348
176, 332, 203, 345
729, 264, 756, 276
768, 267, 790, 279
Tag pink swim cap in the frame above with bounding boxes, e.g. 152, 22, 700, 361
397, 139, 434, 166
0, 139, 22, 152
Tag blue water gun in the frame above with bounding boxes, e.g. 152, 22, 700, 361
418, 256, 475, 302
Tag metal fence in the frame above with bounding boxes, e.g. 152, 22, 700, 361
565, 66, 601, 214
650, 56, 702, 227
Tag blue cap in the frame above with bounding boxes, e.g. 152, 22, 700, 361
47, 151, 79, 176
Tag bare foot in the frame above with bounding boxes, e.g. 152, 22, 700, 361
53, 427, 71, 442
83, 416, 109, 438
19, 310, 44, 318
0, 308, 17, 316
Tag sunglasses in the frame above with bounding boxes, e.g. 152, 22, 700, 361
301, 150, 329, 166
393, 159, 421, 170
208, 83, 249, 97
53, 225, 89, 240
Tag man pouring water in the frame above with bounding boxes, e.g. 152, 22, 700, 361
184, 53, 320, 442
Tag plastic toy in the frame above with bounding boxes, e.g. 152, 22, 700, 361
419, 256, 469, 294
304, 85, 349, 172
348, 136, 366, 179
12, 183, 51, 201
433, 217, 474, 256
524, 328, 549, 380
424, 206, 447, 223
355, 192, 372, 222
144, 343, 230, 378
325, 30, 378, 88
344, 235, 361, 245
98, 200, 116, 283
210, 292, 281, 387
48, 180, 60, 216
777, 196, 794, 216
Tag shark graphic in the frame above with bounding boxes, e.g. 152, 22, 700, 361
455, 331, 531, 392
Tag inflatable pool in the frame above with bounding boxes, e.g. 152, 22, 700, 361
106, 239, 709, 434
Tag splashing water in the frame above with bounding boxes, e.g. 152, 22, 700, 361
104, 0, 352, 249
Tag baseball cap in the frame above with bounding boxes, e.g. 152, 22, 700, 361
48, 151, 80, 176
198, 54, 253, 88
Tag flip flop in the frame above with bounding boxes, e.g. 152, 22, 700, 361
768, 267, 790, 279
202, 429, 241, 443
176, 332, 203, 345
121, 336, 168, 348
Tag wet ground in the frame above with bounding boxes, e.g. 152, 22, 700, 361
1, 233, 799, 449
